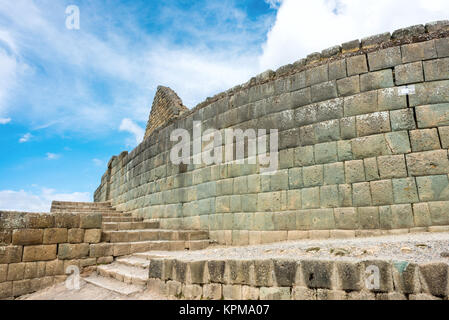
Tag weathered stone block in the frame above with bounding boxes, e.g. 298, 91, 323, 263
391, 204, 414, 229
43, 228, 68, 244
412, 203, 431, 227
436, 38, 449, 57
301, 260, 334, 289
378, 88, 407, 111
407, 150, 449, 176
273, 259, 297, 287
323, 162, 345, 185
345, 160, 365, 183
356, 111, 391, 136
335, 261, 363, 291
303, 165, 323, 187
417, 175, 449, 202
395, 61, 424, 85
334, 208, 358, 230
79, 213, 102, 229
410, 129, 440, 152
7, 263, 25, 281
23, 245, 57, 262
314, 142, 337, 164
89, 243, 113, 258
362, 260, 393, 293
419, 263, 448, 297
329, 59, 346, 80
424, 57, 449, 81
428, 201, 449, 225
254, 260, 274, 287
402, 40, 437, 63
339, 117, 356, 140
310, 209, 335, 230
337, 140, 352, 162
358, 207, 380, 229
363, 157, 379, 181
410, 82, 449, 107
208, 260, 227, 284
294, 146, 315, 167
311, 81, 337, 103
260, 287, 291, 300
353, 182, 372, 207
301, 187, 320, 209
292, 286, 316, 300
12, 229, 43, 246
337, 75, 360, 97
344, 91, 377, 117
368, 46, 402, 71
203, 283, 222, 300
25, 214, 54, 229
360, 70, 394, 92
377, 155, 407, 179
385, 131, 411, 154
392, 262, 421, 294
347, 55, 368, 76
370, 180, 394, 205
392, 178, 419, 204
58, 243, 89, 260
305, 64, 328, 86
84, 229, 102, 244
390, 109, 416, 131
54, 213, 80, 229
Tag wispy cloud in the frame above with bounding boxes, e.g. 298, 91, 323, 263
19, 133, 32, 143
260, 0, 449, 70
119, 118, 144, 147
0, 117, 11, 124
92, 158, 103, 166
46, 153, 60, 160
0, 188, 91, 212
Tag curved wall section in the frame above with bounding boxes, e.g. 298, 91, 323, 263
95, 22, 449, 245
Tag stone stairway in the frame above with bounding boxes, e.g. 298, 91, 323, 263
51, 201, 211, 295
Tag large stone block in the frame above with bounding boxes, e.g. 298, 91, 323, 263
301, 260, 334, 289
428, 201, 449, 225
409, 82, 449, 107
311, 81, 337, 103
335, 261, 363, 291
23, 245, 57, 262
337, 76, 360, 97
305, 64, 328, 86
58, 243, 89, 260
310, 209, 335, 230
79, 213, 102, 229
254, 260, 274, 287
412, 203, 432, 227
12, 229, 43, 246
347, 55, 368, 76
345, 160, 365, 183
54, 213, 80, 228
419, 263, 449, 297
390, 109, 416, 131
367, 46, 402, 71
358, 207, 380, 229
301, 187, 320, 209
259, 287, 291, 300
392, 178, 419, 204
207, 260, 227, 284
273, 259, 297, 287
360, 70, 394, 92
401, 40, 437, 63
89, 243, 113, 258
334, 208, 358, 230
323, 162, 345, 185
406, 150, 449, 176
392, 262, 421, 294
378, 88, 407, 111
353, 183, 372, 207
370, 180, 394, 205
344, 91, 378, 117
356, 112, 391, 137
329, 59, 347, 80
314, 142, 337, 164
43, 228, 68, 244
377, 155, 407, 179
424, 57, 449, 81
351, 134, 390, 159
362, 260, 394, 293
395, 61, 424, 85
391, 204, 414, 229
436, 38, 449, 57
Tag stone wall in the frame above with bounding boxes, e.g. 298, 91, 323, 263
0, 211, 111, 299
146, 256, 449, 300
95, 21, 449, 245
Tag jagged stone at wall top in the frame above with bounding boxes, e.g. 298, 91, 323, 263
144, 86, 189, 140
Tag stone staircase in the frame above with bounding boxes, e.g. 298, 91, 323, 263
51, 201, 211, 296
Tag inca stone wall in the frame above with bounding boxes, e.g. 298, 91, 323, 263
95, 21, 449, 245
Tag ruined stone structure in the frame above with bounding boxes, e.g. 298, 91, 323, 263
95, 21, 449, 246
2, 21, 449, 301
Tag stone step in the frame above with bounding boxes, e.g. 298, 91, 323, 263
103, 217, 143, 223
84, 274, 145, 295
101, 212, 131, 217
97, 262, 148, 286
102, 230, 209, 243
116, 256, 151, 269
111, 239, 211, 256
102, 221, 160, 231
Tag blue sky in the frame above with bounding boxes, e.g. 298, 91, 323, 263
0, 0, 448, 212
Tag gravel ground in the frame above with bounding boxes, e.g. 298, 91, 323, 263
143, 232, 449, 264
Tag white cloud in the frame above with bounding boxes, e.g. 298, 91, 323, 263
46, 153, 60, 160
265, 0, 283, 9
92, 158, 103, 166
0, 117, 10, 124
119, 118, 145, 146
19, 133, 32, 143
260, 0, 449, 70
0, 188, 91, 212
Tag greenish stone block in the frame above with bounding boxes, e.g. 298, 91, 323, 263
242, 194, 258, 212
395, 61, 424, 85
340, 117, 356, 140
296, 210, 311, 230
303, 165, 324, 187
358, 207, 380, 229
288, 168, 303, 189
230, 195, 242, 212
344, 91, 378, 117
273, 212, 295, 230
301, 187, 320, 209
314, 120, 340, 143
416, 175, 449, 201
428, 201, 449, 226
264, 212, 275, 231
364, 158, 380, 181
271, 191, 288, 212
338, 184, 353, 207
257, 193, 272, 212
377, 87, 407, 111
217, 179, 233, 196
253, 212, 265, 231
370, 180, 394, 205
412, 203, 432, 227
324, 162, 345, 185
233, 213, 251, 230
334, 208, 359, 229
337, 140, 353, 161
294, 146, 315, 167
392, 178, 419, 204
353, 182, 372, 207
261, 175, 271, 192
314, 142, 338, 164
247, 175, 261, 193
391, 204, 414, 229
345, 160, 365, 183
271, 170, 289, 191
379, 206, 393, 229
385, 131, 411, 155
310, 209, 335, 230
233, 176, 248, 194
416, 103, 449, 128
320, 185, 339, 208
351, 134, 391, 159
279, 149, 294, 169
200, 215, 210, 230
287, 190, 302, 210
390, 109, 416, 131
409, 129, 441, 152
216, 196, 230, 213
377, 155, 407, 179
